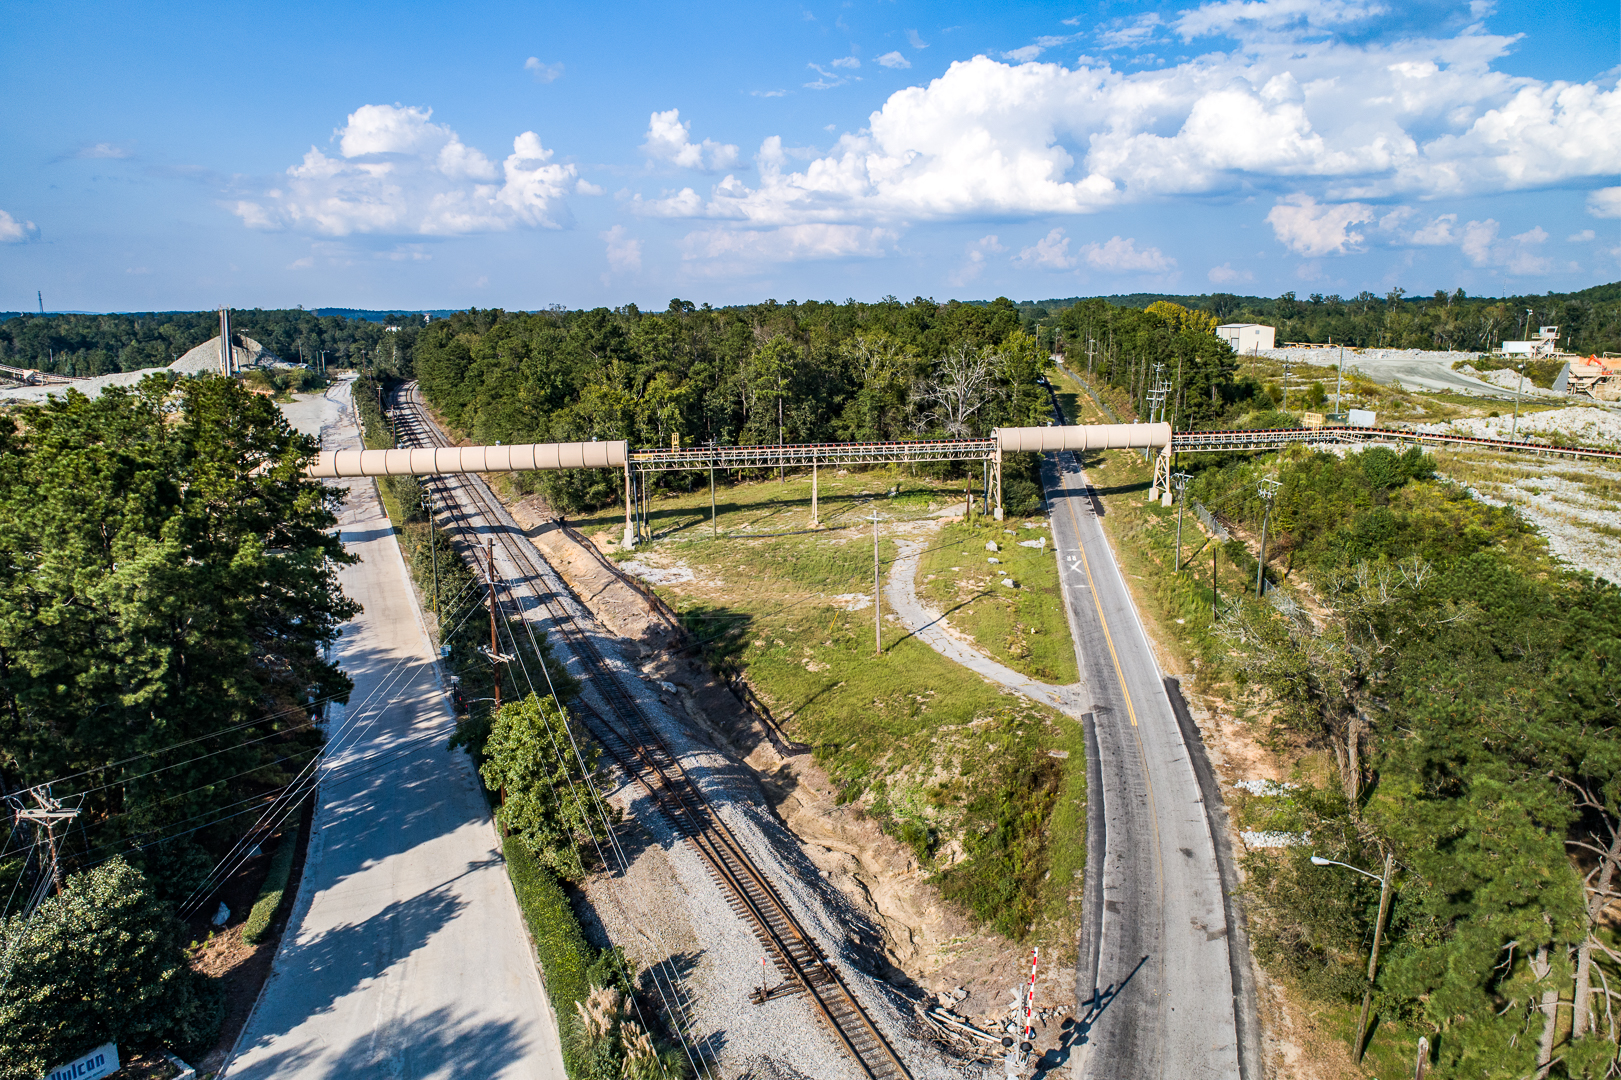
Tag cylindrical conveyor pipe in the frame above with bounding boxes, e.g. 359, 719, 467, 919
995, 422, 1172, 453
305, 440, 629, 477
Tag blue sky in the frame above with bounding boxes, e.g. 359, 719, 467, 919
1, 0, 1618, 311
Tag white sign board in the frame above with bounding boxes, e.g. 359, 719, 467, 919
1347, 409, 1377, 427
41, 1043, 118, 1080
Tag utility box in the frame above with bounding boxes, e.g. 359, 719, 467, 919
1347, 409, 1377, 427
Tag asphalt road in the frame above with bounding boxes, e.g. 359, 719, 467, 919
1045, 445, 1247, 1080
222, 380, 567, 1079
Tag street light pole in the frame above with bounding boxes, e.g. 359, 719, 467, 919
1512, 363, 1525, 439
1311, 852, 1397, 1063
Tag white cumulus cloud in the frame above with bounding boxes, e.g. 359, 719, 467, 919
0, 210, 39, 243
524, 57, 564, 83
1208, 262, 1255, 284
877, 51, 911, 69
1458, 218, 1553, 273
623, 30, 1621, 233
1266, 194, 1376, 256
1081, 235, 1173, 271
1589, 187, 1621, 219
680, 224, 894, 263
642, 109, 739, 171
601, 225, 642, 273
950, 234, 1006, 285
1017, 228, 1077, 269
234, 104, 577, 236
1569, 229, 1596, 242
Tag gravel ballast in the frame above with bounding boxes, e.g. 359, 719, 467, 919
467, 485, 966, 1080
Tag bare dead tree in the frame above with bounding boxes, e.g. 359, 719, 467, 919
925, 343, 1001, 437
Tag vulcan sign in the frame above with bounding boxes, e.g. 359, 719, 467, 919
41, 1043, 119, 1080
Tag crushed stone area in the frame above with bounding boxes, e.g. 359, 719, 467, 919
1, 334, 293, 403
1450, 466, 1621, 584
508, 496, 1076, 1066
1420, 404, 1621, 447
1257, 347, 1494, 396
1457, 364, 1564, 398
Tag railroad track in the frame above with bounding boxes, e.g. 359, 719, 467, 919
386, 383, 913, 1080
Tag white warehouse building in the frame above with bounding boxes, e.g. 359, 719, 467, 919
1216, 323, 1276, 354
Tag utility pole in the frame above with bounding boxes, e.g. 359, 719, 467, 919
487, 540, 501, 710
1511, 362, 1525, 439
14, 787, 80, 900
1171, 473, 1191, 570
424, 490, 440, 637
1255, 478, 1281, 597
871, 509, 881, 657
1357, 851, 1397, 1064
1280, 356, 1291, 413
1335, 343, 1344, 414
1212, 542, 1219, 620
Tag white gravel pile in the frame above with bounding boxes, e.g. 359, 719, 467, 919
1421, 405, 1621, 448
2, 334, 290, 404
1462, 366, 1563, 398
1259, 346, 1484, 367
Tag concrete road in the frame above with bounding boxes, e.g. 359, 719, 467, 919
1044, 446, 1248, 1080
223, 380, 567, 1079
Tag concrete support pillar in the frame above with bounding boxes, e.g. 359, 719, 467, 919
993, 452, 1004, 521
623, 463, 635, 548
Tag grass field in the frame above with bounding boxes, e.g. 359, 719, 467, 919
915, 520, 1079, 685
556, 466, 1086, 943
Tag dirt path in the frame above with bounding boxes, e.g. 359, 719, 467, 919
504, 497, 1075, 1050
885, 529, 1087, 720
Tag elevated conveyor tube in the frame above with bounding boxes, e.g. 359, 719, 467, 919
991, 423, 1175, 516
306, 440, 629, 478
995, 422, 1172, 453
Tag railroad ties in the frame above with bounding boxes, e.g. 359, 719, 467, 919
387, 384, 913, 1080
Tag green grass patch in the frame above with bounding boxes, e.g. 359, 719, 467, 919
916, 521, 1078, 684
240, 805, 305, 945
577, 468, 1085, 944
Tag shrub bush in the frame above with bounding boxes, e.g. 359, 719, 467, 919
241, 805, 306, 946
0, 858, 222, 1079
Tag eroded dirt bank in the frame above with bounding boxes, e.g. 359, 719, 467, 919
507, 496, 1076, 1056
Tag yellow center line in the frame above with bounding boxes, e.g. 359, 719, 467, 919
1065, 478, 1139, 728
1062, 454, 1167, 898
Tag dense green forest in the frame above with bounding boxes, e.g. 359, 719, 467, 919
0, 375, 355, 1073
1184, 445, 1621, 1076
404, 296, 1281, 514
1021, 279, 1621, 355
0, 309, 424, 377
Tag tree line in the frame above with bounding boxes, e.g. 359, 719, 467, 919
1187, 443, 1621, 1075
0, 309, 424, 377
0, 374, 356, 1075
1023, 279, 1621, 355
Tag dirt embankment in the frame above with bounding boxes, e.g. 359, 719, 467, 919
507, 496, 1074, 1041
